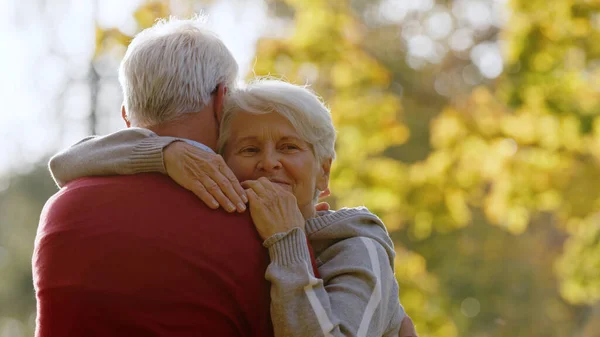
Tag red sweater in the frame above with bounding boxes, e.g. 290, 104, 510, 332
33, 174, 274, 337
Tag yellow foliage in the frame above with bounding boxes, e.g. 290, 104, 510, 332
133, 1, 170, 29
472, 86, 493, 106
564, 47, 586, 70
394, 248, 457, 337
556, 216, 600, 304
364, 158, 408, 187
384, 124, 410, 146
573, 18, 590, 37
381, 211, 405, 232
505, 206, 530, 234
94, 0, 176, 59
537, 114, 561, 150
501, 11, 531, 64
444, 189, 471, 227
536, 190, 562, 211
484, 175, 510, 225
417, 0, 600, 306
501, 113, 538, 144
94, 27, 132, 58
413, 211, 433, 240
430, 109, 467, 149
560, 115, 583, 151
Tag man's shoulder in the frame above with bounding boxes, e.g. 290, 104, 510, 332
40, 173, 257, 246
47, 173, 254, 226
44, 174, 166, 209
53, 173, 197, 202
63, 173, 173, 190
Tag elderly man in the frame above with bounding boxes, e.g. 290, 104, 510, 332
33, 17, 274, 337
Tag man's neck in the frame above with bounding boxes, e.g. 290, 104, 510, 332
145, 113, 218, 152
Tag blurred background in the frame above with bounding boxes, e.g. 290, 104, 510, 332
1, 0, 600, 336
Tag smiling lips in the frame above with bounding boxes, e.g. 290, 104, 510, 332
268, 178, 292, 190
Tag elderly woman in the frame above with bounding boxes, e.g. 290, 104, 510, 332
49, 79, 416, 337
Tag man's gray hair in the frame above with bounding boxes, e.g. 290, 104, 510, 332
119, 16, 238, 127
218, 79, 337, 164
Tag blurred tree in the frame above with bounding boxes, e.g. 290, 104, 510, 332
0, 165, 58, 337
397, 212, 589, 337
404, 0, 600, 306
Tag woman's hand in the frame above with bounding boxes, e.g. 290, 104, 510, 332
399, 315, 418, 337
315, 188, 331, 211
241, 177, 305, 241
163, 141, 247, 213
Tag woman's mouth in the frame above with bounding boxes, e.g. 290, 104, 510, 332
268, 178, 293, 190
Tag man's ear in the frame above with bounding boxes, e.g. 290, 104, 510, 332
121, 105, 131, 128
316, 158, 332, 191
213, 83, 227, 124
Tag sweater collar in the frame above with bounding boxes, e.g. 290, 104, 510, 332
305, 207, 381, 235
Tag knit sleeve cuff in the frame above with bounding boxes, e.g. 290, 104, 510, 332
263, 228, 311, 266
127, 137, 182, 175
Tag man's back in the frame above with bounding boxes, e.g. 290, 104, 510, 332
33, 173, 272, 337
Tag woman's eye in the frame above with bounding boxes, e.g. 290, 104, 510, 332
282, 144, 300, 151
240, 147, 259, 154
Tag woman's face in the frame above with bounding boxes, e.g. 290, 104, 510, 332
223, 111, 330, 219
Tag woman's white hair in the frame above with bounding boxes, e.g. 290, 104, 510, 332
218, 79, 337, 164
119, 16, 238, 127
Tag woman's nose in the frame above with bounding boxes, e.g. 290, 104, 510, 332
258, 150, 282, 171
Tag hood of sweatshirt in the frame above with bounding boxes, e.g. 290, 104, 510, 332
305, 207, 396, 270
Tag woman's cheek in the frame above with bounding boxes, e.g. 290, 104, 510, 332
231, 158, 257, 181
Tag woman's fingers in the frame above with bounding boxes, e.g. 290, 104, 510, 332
165, 141, 246, 212
195, 156, 246, 212
220, 164, 248, 204
245, 188, 259, 203
241, 179, 269, 197
256, 177, 281, 195
399, 315, 418, 337
242, 179, 305, 241
318, 187, 331, 199
315, 202, 330, 211
189, 181, 220, 210
192, 174, 237, 212
210, 154, 247, 207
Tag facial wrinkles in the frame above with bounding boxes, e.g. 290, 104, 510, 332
224, 112, 321, 218
237, 124, 295, 148
240, 127, 303, 183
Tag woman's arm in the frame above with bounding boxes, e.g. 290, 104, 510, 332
48, 128, 247, 212
49, 128, 177, 187
242, 180, 403, 336
264, 229, 402, 337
